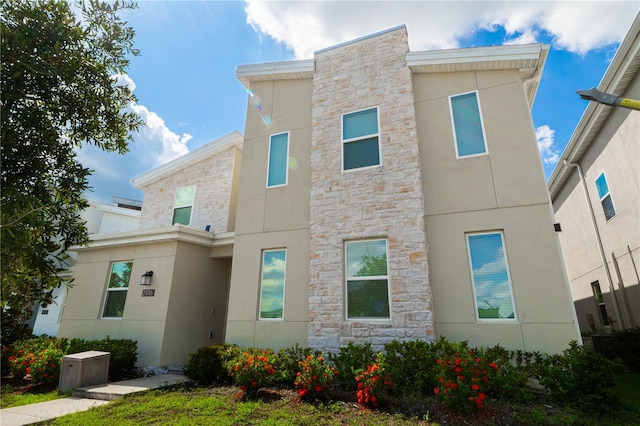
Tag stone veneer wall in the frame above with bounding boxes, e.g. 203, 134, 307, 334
308, 27, 433, 351
139, 147, 236, 234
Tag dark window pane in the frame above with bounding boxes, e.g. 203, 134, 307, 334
343, 108, 378, 140
172, 207, 192, 225
347, 279, 389, 318
103, 291, 127, 317
344, 137, 380, 170
601, 196, 616, 220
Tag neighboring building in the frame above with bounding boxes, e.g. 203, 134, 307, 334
548, 14, 639, 336
59, 26, 580, 367
32, 197, 141, 337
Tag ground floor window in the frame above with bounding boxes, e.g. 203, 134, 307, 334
345, 239, 390, 319
102, 261, 132, 318
591, 280, 610, 326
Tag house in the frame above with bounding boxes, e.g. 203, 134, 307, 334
58, 26, 580, 368
32, 197, 141, 337
548, 14, 639, 336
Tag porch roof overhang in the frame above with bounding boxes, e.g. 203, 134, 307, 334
71, 225, 234, 253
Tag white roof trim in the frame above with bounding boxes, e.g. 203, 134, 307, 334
131, 130, 243, 189
71, 225, 233, 250
236, 59, 315, 89
406, 43, 545, 67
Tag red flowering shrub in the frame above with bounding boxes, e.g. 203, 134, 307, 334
5, 343, 63, 386
294, 354, 338, 401
228, 350, 277, 397
355, 353, 395, 409
434, 349, 498, 412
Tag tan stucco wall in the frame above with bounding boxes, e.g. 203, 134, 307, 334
414, 69, 580, 353
139, 146, 238, 234
553, 72, 640, 333
226, 77, 313, 350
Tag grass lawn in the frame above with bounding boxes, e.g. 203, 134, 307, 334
41, 383, 640, 426
1, 383, 67, 409
612, 371, 640, 411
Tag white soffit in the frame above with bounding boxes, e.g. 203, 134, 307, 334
131, 130, 243, 189
236, 59, 315, 89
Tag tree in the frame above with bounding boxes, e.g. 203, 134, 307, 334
1, 0, 144, 344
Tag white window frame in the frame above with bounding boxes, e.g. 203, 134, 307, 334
172, 185, 196, 225
344, 238, 391, 321
449, 91, 488, 159
101, 261, 132, 319
259, 249, 287, 320
466, 231, 517, 322
266, 131, 290, 188
341, 106, 382, 171
595, 171, 616, 221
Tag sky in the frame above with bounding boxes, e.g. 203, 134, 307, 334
77, 0, 640, 204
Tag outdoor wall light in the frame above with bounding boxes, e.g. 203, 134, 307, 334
140, 271, 153, 286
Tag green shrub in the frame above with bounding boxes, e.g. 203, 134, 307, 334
383, 339, 438, 396
483, 345, 542, 403
295, 353, 337, 401
328, 342, 375, 391
4, 337, 63, 386
355, 352, 395, 409
63, 336, 138, 381
275, 344, 321, 386
228, 349, 277, 397
538, 341, 624, 410
183, 343, 241, 385
597, 327, 640, 373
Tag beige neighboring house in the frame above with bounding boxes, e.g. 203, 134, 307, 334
32, 197, 141, 337
548, 14, 639, 336
59, 26, 580, 368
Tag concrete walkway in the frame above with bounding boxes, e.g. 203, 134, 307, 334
0, 374, 188, 426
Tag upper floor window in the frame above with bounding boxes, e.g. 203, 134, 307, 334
102, 261, 132, 318
450, 91, 487, 158
172, 185, 195, 225
267, 132, 289, 187
259, 249, 286, 319
342, 107, 381, 170
595, 172, 616, 221
466, 231, 516, 321
345, 239, 390, 319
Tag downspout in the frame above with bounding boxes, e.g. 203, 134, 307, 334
563, 160, 624, 329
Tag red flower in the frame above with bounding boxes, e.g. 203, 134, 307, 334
489, 363, 498, 370
434, 387, 440, 395
472, 384, 479, 391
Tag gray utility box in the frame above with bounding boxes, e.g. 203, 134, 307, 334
58, 351, 110, 393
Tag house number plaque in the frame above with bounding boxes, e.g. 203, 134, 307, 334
141, 289, 155, 297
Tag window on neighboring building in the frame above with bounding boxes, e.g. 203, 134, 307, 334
595, 172, 616, 221
345, 239, 390, 319
450, 91, 487, 158
259, 249, 286, 319
267, 132, 289, 187
102, 261, 132, 318
591, 281, 610, 326
172, 185, 195, 225
466, 231, 516, 320
342, 107, 380, 170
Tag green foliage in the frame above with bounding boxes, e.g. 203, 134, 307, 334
183, 343, 241, 385
228, 349, 277, 398
537, 341, 624, 410
328, 341, 375, 391
295, 354, 338, 401
597, 327, 640, 373
355, 352, 395, 409
275, 343, 321, 386
61, 336, 138, 381
383, 338, 440, 396
483, 344, 543, 403
4, 336, 63, 386
0, 0, 144, 345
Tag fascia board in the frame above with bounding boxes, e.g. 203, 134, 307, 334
236, 59, 315, 89
406, 44, 545, 68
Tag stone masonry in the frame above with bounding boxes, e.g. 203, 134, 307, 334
139, 146, 237, 234
308, 27, 433, 351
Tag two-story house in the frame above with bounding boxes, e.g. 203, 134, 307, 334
58, 26, 580, 367
548, 14, 639, 336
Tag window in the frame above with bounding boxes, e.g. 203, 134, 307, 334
345, 239, 390, 319
102, 261, 132, 318
267, 132, 289, 187
342, 107, 380, 170
591, 281, 610, 326
595, 172, 616, 220
450, 91, 487, 158
259, 249, 286, 319
466, 232, 516, 320
172, 185, 195, 225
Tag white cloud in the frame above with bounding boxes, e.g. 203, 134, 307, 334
536, 125, 560, 167
112, 73, 136, 91
244, 1, 639, 59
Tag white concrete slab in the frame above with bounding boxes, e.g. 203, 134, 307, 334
0, 397, 109, 426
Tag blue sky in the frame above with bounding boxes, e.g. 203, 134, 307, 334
78, 1, 640, 204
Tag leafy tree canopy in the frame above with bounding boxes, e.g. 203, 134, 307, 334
1, 0, 144, 343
